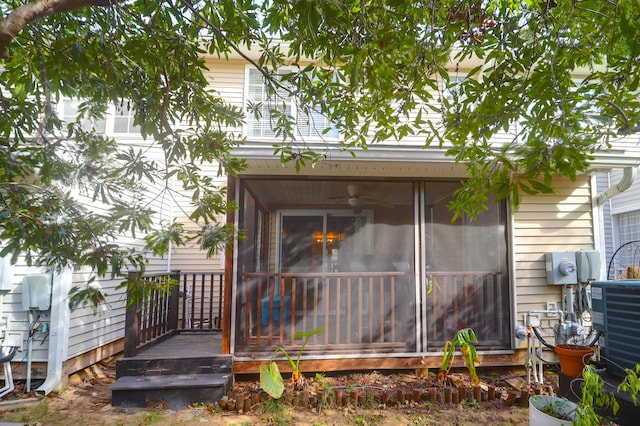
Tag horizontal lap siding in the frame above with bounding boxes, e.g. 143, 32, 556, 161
205, 59, 520, 150
169, 166, 227, 273
64, 67, 237, 361
1, 266, 51, 363
165, 59, 245, 272
513, 176, 593, 333
205, 59, 245, 132
67, 144, 175, 359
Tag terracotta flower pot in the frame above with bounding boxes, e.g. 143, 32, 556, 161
554, 344, 594, 378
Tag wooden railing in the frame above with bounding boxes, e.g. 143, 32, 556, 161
123, 271, 225, 357
235, 270, 509, 354
178, 272, 224, 331
235, 272, 413, 354
424, 271, 509, 350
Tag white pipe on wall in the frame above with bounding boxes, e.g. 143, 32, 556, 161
596, 167, 637, 206
35, 269, 71, 395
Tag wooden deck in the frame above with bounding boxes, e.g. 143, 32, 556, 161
112, 332, 231, 408
132, 332, 223, 359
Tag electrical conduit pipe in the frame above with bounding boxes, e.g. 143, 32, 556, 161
35, 269, 72, 395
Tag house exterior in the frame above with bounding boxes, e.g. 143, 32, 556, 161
3, 48, 640, 394
206, 52, 640, 373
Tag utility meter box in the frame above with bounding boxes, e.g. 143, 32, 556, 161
545, 252, 578, 285
575, 249, 601, 282
22, 274, 52, 311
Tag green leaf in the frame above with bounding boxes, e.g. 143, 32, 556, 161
293, 327, 324, 340
528, 179, 554, 194
260, 361, 285, 399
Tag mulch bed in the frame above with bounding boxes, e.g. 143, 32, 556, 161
215, 369, 559, 414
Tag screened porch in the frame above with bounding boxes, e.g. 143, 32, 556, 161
233, 177, 511, 356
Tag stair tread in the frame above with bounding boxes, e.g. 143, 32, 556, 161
110, 373, 231, 391
119, 354, 232, 361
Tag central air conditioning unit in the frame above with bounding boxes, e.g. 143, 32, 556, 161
591, 280, 640, 378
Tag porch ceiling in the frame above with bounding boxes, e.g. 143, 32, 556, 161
244, 178, 416, 210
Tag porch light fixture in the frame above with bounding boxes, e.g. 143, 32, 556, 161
313, 232, 339, 244
348, 197, 362, 208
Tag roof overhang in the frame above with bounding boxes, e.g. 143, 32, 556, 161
585, 148, 640, 173
234, 141, 640, 177
233, 142, 468, 178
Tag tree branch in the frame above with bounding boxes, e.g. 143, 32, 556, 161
0, 0, 120, 59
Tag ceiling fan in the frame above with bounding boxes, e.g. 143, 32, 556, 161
330, 183, 393, 210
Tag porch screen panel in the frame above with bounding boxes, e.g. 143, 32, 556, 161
235, 178, 416, 355
423, 182, 510, 350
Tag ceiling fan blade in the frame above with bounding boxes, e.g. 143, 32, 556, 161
359, 195, 393, 209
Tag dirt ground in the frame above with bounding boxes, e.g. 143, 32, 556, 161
0, 358, 534, 425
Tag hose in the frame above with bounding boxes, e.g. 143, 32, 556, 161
533, 325, 600, 349
532, 326, 555, 349
585, 330, 601, 347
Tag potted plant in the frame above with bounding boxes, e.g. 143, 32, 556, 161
529, 394, 578, 426
529, 364, 640, 426
554, 344, 594, 378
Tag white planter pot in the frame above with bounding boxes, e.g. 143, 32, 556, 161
529, 395, 578, 426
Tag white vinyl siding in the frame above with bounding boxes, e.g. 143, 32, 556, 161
610, 167, 640, 215
167, 162, 226, 273
512, 175, 593, 341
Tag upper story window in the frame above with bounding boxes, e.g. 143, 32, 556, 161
112, 103, 141, 134
57, 99, 140, 136
59, 99, 106, 133
245, 67, 338, 140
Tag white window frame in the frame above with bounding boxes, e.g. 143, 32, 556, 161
57, 99, 107, 133
57, 99, 142, 137
109, 102, 141, 136
244, 66, 339, 141
611, 209, 640, 278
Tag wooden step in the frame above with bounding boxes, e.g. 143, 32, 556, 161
110, 373, 232, 408
115, 355, 232, 377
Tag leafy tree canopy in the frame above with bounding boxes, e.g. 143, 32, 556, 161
1, 0, 639, 293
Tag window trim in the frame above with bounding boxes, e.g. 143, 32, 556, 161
56, 99, 142, 137
243, 65, 339, 141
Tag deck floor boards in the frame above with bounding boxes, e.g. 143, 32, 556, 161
132, 332, 223, 360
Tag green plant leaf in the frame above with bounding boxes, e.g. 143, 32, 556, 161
293, 327, 324, 339
260, 361, 285, 399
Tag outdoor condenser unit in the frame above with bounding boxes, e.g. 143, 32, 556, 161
591, 280, 640, 378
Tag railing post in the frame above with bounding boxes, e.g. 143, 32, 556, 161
167, 270, 181, 331
123, 271, 141, 358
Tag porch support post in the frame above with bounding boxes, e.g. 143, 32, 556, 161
221, 175, 236, 354
123, 271, 141, 358
167, 270, 181, 331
